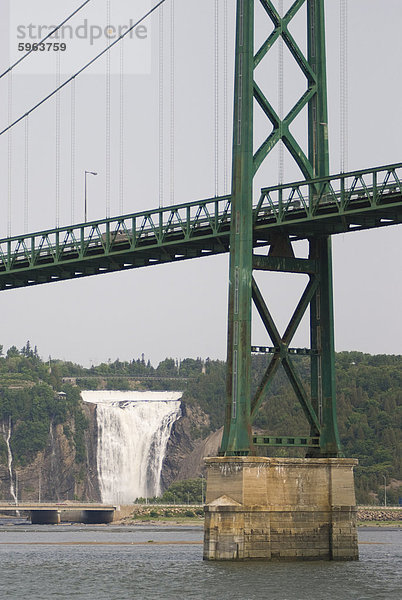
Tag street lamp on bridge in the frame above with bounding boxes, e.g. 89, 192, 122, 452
84, 170, 98, 223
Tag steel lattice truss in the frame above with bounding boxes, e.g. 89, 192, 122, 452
0, 164, 400, 290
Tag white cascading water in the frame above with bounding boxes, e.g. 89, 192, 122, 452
81, 391, 182, 504
1, 417, 18, 505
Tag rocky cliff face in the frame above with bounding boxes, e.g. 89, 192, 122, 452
0, 399, 219, 503
161, 402, 222, 489
0, 402, 100, 503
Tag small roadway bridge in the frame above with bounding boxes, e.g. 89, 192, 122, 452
0, 503, 116, 524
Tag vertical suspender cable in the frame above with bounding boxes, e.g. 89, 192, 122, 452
170, 0, 175, 205
56, 51, 61, 227
214, 0, 219, 197
223, 0, 228, 194
24, 116, 29, 233
7, 72, 13, 237
159, 6, 164, 209
340, 0, 348, 173
119, 39, 124, 215
278, 0, 284, 185
71, 78, 76, 223
106, 0, 111, 218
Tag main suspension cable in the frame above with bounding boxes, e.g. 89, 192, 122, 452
0, 0, 168, 138
0, 0, 93, 81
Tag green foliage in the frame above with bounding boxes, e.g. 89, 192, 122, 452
160, 478, 204, 504
105, 377, 131, 391
135, 478, 205, 505
156, 358, 176, 376
183, 360, 226, 431
11, 420, 49, 466
6, 346, 20, 358
333, 352, 401, 501
61, 384, 89, 464
76, 377, 102, 390
178, 358, 203, 377
0, 346, 89, 467
73, 406, 88, 463
0, 436, 7, 463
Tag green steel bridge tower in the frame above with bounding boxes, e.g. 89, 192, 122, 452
221, 0, 340, 457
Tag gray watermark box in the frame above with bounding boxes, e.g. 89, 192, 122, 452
9, 0, 151, 75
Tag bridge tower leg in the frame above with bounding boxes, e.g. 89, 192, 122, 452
220, 0, 254, 456
205, 0, 358, 561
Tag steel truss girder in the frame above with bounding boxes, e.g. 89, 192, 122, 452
0, 163, 401, 290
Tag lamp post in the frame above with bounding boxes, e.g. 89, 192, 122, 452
84, 170, 98, 222
383, 475, 387, 507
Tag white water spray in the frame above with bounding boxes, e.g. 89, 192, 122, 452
1, 416, 18, 505
82, 391, 182, 504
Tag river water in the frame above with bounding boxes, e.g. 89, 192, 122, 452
0, 522, 400, 599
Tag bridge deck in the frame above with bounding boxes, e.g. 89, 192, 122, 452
0, 163, 401, 291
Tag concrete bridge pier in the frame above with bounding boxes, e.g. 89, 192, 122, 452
30, 510, 60, 525
81, 510, 115, 524
203, 457, 359, 561
58, 510, 114, 524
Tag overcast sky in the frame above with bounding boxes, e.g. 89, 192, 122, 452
0, 0, 401, 367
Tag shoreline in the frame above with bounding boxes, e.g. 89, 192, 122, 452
0, 517, 400, 528
114, 505, 402, 526
1, 505, 401, 528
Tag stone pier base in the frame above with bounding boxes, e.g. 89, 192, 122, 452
203, 457, 358, 561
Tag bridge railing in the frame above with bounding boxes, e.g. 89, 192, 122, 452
255, 162, 402, 224
0, 195, 232, 273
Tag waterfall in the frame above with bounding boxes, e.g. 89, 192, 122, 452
82, 391, 182, 504
1, 416, 18, 505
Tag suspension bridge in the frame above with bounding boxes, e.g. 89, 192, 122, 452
0, 0, 401, 559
